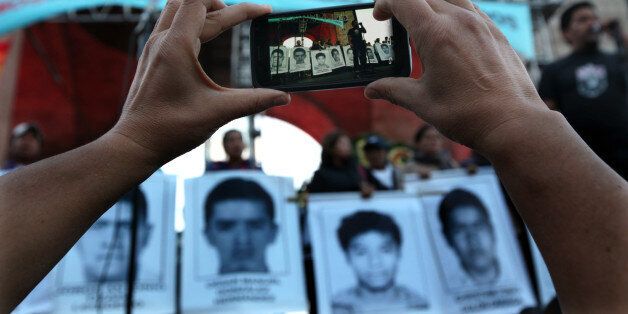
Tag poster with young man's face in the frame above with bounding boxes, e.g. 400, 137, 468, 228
366, 47, 378, 64
289, 47, 311, 73
311, 49, 333, 76
342, 45, 354, 67
406, 171, 536, 314
329, 46, 346, 69
374, 43, 393, 61
53, 173, 176, 313
309, 192, 444, 314
269, 46, 289, 74
182, 171, 307, 314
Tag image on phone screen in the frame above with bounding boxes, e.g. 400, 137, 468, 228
251, 4, 410, 91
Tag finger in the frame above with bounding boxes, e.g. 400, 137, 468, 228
373, 0, 435, 24
168, 0, 210, 44
153, 0, 181, 34
442, 0, 475, 12
364, 77, 426, 112
202, 3, 272, 42
217, 88, 290, 120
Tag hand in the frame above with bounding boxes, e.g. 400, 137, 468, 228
110, 0, 290, 165
364, 0, 546, 154
360, 181, 375, 198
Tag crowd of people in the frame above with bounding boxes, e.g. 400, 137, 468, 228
1, 0, 627, 313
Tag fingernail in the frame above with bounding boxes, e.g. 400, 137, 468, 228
272, 94, 290, 106
364, 88, 381, 100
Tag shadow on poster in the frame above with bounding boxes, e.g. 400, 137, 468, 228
308, 192, 444, 314
407, 171, 536, 313
182, 171, 307, 313
52, 173, 176, 313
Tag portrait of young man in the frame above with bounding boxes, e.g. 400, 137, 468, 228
269, 47, 288, 74
203, 178, 278, 274
331, 210, 429, 313
76, 189, 153, 283
330, 47, 345, 68
343, 46, 354, 67
438, 188, 500, 286
289, 47, 311, 73
366, 47, 378, 64
312, 51, 333, 75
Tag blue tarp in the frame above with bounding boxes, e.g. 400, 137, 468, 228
0, 0, 534, 59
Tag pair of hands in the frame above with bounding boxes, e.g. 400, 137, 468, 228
111, 0, 546, 168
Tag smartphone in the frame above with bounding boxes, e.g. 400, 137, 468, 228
250, 3, 412, 92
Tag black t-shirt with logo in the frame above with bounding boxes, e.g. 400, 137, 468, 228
538, 49, 628, 177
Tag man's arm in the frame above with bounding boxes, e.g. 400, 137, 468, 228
0, 0, 289, 311
365, 0, 628, 311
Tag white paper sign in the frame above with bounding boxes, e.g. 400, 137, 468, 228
407, 172, 537, 313
328, 46, 346, 69
289, 47, 312, 73
270, 46, 289, 75
309, 192, 444, 314
52, 173, 176, 313
182, 171, 307, 314
366, 47, 378, 64
342, 45, 354, 67
374, 43, 393, 61
311, 50, 333, 76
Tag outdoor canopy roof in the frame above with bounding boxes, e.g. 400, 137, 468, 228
0, 0, 370, 36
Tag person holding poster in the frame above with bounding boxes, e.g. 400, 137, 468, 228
438, 189, 499, 285
203, 178, 278, 274
332, 210, 429, 313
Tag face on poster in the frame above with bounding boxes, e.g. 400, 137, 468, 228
289, 47, 311, 73
328, 46, 346, 69
416, 173, 536, 313
182, 171, 306, 313
375, 43, 393, 61
269, 46, 289, 74
311, 49, 333, 76
366, 47, 378, 63
342, 45, 354, 67
308, 192, 444, 314
54, 173, 176, 313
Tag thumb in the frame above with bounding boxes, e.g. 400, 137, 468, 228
365, 77, 425, 113
219, 88, 290, 119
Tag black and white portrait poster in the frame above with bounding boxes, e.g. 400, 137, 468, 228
408, 172, 536, 313
528, 232, 556, 308
182, 171, 307, 314
53, 172, 176, 313
289, 47, 311, 73
308, 192, 444, 314
342, 45, 354, 67
366, 47, 378, 64
328, 46, 346, 69
269, 46, 289, 74
311, 49, 333, 76
374, 43, 392, 61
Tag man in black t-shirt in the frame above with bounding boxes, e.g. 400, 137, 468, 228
538, 2, 628, 179
347, 20, 367, 73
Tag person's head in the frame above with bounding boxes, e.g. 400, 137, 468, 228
204, 178, 277, 274
347, 48, 353, 57
414, 124, 443, 156
271, 49, 284, 66
331, 49, 340, 61
222, 130, 245, 161
367, 49, 374, 58
381, 44, 390, 55
77, 189, 151, 282
8, 123, 43, 165
439, 189, 497, 280
337, 211, 402, 291
296, 39, 302, 46
560, 2, 599, 49
352, 20, 358, 27
293, 48, 306, 63
321, 131, 353, 166
316, 52, 326, 65
375, 38, 380, 43
363, 135, 389, 169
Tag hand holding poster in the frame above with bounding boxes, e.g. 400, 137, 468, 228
52, 173, 176, 314
406, 171, 537, 314
308, 192, 444, 314
182, 171, 307, 314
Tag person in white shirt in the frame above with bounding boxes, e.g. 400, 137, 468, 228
360, 135, 402, 190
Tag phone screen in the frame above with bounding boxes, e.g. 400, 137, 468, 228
250, 4, 411, 92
